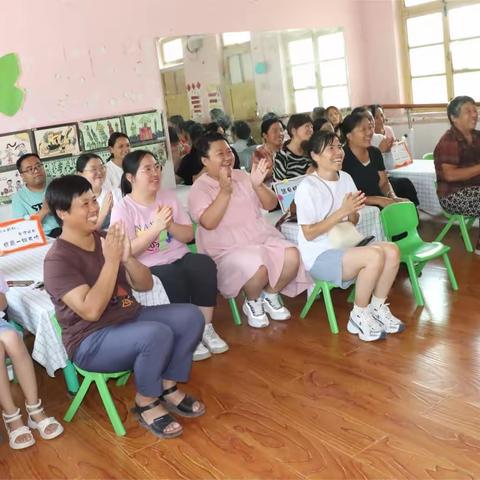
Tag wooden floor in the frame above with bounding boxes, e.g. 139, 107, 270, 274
2, 219, 480, 479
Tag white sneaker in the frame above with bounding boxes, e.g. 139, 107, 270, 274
369, 303, 406, 334
202, 324, 229, 354
261, 292, 291, 321
347, 309, 386, 342
193, 341, 211, 361
242, 299, 269, 328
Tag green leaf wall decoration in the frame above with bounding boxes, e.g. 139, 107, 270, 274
0, 53, 25, 117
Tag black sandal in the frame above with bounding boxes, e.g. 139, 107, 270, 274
131, 398, 183, 439
159, 386, 206, 418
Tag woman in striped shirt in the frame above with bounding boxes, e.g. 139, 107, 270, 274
273, 114, 313, 181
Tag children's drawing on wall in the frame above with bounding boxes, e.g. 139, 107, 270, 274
33, 124, 80, 159
123, 110, 164, 144
0, 131, 34, 166
0, 169, 23, 204
43, 156, 77, 178
131, 140, 168, 167
78, 116, 123, 151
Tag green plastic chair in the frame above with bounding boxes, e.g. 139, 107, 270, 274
422, 152, 434, 160
380, 202, 458, 306
435, 213, 475, 252
300, 281, 355, 334
50, 315, 130, 436
188, 224, 242, 325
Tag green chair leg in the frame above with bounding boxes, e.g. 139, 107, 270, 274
64, 376, 93, 422
406, 258, 424, 307
435, 216, 455, 243
63, 361, 80, 394
116, 372, 131, 387
300, 282, 323, 318
458, 216, 474, 252
442, 253, 458, 290
347, 286, 355, 304
228, 297, 242, 326
96, 375, 126, 436
321, 286, 339, 334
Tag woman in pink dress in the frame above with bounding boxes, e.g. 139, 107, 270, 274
188, 133, 311, 328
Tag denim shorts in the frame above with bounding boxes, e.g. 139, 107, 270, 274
309, 248, 355, 289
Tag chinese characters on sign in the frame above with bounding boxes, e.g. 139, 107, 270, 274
0, 218, 47, 254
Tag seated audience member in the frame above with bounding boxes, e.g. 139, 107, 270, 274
0, 274, 63, 450
341, 113, 408, 208
434, 96, 480, 252
188, 133, 311, 328
370, 104, 395, 142
178, 120, 195, 157
12, 154, 62, 238
169, 115, 184, 135
176, 122, 205, 185
262, 112, 280, 122
76, 153, 122, 230
312, 107, 326, 122
110, 151, 227, 360
251, 118, 286, 183
325, 106, 343, 130
209, 108, 232, 135
313, 118, 335, 133
44, 175, 205, 439
273, 114, 314, 181
167, 127, 184, 184
354, 106, 419, 205
205, 122, 225, 136
231, 121, 257, 170
295, 131, 404, 342
105, 132, 130, 189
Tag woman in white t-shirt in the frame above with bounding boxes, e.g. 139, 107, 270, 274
105, 132, 131, 189
76, 153, 122, 230
295, 131, 405, 342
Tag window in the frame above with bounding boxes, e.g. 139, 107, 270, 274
222, 32, 251, 46
285, 30, 349, 113
159, 38, 184, 67
402, 0, 480, 102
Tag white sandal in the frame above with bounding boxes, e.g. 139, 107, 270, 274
2, 408, 36, 450
25, 399, 64, 440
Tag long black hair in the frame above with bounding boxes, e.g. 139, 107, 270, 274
120, 150, 157, 196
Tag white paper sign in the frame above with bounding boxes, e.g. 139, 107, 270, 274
391, 141, 413, 168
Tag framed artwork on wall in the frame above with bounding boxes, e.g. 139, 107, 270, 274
78, 116, 124, 151
123, 110, 164, 144
43, 156, 77, 178
0, 169, 23, 204
0, 130, 35, 167
131, 140, 168, 166
33, 123, 80, 159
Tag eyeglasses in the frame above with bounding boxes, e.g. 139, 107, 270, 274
83, 165, 106, 174
21, 163, 44, 174
139, 164, 161, 175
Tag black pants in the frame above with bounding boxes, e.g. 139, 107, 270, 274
150, 253, 217, 306
390, 177, 419, 206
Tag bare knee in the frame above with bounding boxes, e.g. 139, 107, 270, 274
0, 330, 25, 356
382, 243, 400, 266
284, 247, 300, 270
365, 246, 385, 270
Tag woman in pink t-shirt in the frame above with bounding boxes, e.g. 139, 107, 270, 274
110, 150, 227, 361
188, 132, 311, 329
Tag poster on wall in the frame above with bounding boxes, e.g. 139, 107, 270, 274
187, 82, 203, 121
33, 123, 80, 159
207, 84, 224, 112
131, 140, 168, 166
78, 116, 123, 151
0, 131, 34, 167
0, 169, 23, 204
123, 110, 164, 144
43, 156, 77, 178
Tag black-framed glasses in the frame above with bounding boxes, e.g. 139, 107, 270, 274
21, 163, 44, 174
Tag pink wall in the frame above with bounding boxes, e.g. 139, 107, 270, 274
0, 0, 402, 133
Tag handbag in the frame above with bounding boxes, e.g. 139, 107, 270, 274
313, 175, 364, 249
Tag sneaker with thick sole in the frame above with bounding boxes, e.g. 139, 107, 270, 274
193, 342, 211, 361
369, 303, 406, 334
261, 292, 291, 321
242, 299, 269, 328
347, 309, 386, 342
202, 324, 229, 354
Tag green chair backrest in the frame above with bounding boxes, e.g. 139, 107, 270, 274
380, 202, 423, 250
422, 152, 434, 160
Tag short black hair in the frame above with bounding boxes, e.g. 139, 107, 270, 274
232, 121, 251, 140
76, 153, 102, 173
45, 175, 92, 226
195, 132, 228, 158
447, 96, 476, 125
16, 153, 40, 172
313, 118, 329, 132
168, 126, 179, 144
261, 118, 284, 136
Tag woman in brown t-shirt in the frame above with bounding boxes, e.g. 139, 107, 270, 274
434, 96, 480, 252
44, 175, 205, 439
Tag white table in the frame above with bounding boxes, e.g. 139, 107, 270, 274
0, 243, 169, 386
280, 205, 386, 245
388, 160, 442, 215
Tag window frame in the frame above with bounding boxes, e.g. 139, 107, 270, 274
400, 0, 480, 103
158, 37, 184, 69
